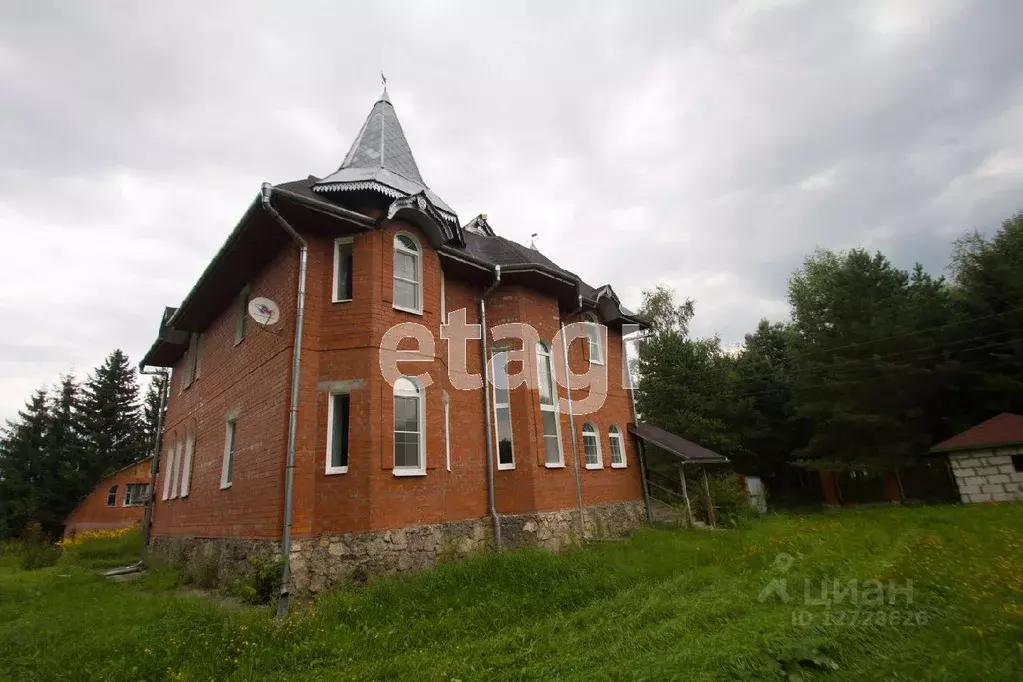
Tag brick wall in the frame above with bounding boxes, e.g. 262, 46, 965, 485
152, 213, 644, 544
151, 245, 297, 540
64, 458, 151, 537
949, 447, 1023, 502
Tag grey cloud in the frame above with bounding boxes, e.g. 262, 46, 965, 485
1, 0, 1022, 422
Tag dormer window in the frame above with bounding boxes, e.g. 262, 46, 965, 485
583, 312, 604, 365
393, 233, 422, 314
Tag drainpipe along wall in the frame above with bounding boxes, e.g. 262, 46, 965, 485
139, 368, 168, 554
560, 295, 586, 541
624, 332, 654, 523
259, 183, 308, 624
479, 265, 503, 551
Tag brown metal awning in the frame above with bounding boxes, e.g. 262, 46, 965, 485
628, 422, 730, 464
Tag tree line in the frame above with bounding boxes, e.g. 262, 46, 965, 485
635, 212, 1023, 497
0, 350, 165, 539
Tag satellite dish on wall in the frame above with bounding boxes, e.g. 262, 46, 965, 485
248, 297, 281, 326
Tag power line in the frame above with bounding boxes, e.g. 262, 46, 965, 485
719, 339, 1021, 404
778, 304, 1023, 361
736, 329, 1021, 387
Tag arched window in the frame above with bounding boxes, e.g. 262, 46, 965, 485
582, 312, 604, 365
491, 349, 514, 469
582, 422, 602, 469
393, 233, 422, 314
608, 425, 626, 468
393, 376, 425, 474
536, 341, 563, 466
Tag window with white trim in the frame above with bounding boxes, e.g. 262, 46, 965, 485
326, 392, 350, 474
193, 334, 204, 380
582, 422, 603, 469
440, 269, 446, 323
221, 418, 237, 489
333, 237, 354, 302
183, 334, 199, 389
536, 341, 563, 467
608, 425, 626, 468
123, 483, 148, 507
106, 485, 118, 507
180, 433, 194, 496
583, 312, 604, 365
235, 286, 250, 345
170, 439, 183, 499
393, 377, 425, 474
393, 233, 422, 314
161, 445, 173, 500
444, 396, 451, 472
491, 349, 514, 469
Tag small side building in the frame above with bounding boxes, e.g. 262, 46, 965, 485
63, 457, 153, 538
932, 413, 1023, 504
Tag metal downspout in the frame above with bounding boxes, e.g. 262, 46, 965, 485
480, 266, 503, 551
561, 296, 586, 542
624, 332, 654, 523
259, 183, 308, 623
139, 368, 168, 553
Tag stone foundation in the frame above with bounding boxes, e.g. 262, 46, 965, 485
148, 535, 281, 586
150, 500, 646, 595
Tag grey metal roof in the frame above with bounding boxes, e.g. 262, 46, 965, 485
462, 231, 577, 280
628, 422, 730, 464
313, 89, 457, 221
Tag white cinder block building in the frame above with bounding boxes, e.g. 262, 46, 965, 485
932, 413, 1023, 504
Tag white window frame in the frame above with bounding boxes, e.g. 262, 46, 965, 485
440, 269, 447, 324
235, 286, 250, 346
393, 377, 426, 476
537, 341, 564, 468
194, 333, 203, 380
608, 425, 627, 468
170, 439, 183, 498
161, 445, 173, 500
582, 422, 603, 469
325, 391, 351, 475
106, 485, 118, 507
582, 312, 605, 365
180, 433, 195, 496
444, 396, 451, 472
221, 418, 237, 490
392, 232, 423, 315
183, 334, 198, 389
332, 237, 354, 303
123, 483, 148, 507
491, 348, 515, 470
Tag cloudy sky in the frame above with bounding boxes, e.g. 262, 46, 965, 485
1, 0, 1022, 423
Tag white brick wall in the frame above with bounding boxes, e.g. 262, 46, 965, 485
950, 446, 1023, 503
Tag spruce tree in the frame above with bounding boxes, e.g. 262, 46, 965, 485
142, 374, 167, 456
0, 389, 51, 539
45, 375, 88, 532
79, 350, 147, 483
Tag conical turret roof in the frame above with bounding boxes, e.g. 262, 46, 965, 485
313, 89, 456, 221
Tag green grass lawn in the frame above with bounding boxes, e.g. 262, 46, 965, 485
3, 504, 1023, 681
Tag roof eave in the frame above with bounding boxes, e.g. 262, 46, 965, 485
930, 439, 1023, 454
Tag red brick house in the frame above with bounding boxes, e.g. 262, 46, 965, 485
63, 457, 152, 538
140, 89, 665, 597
